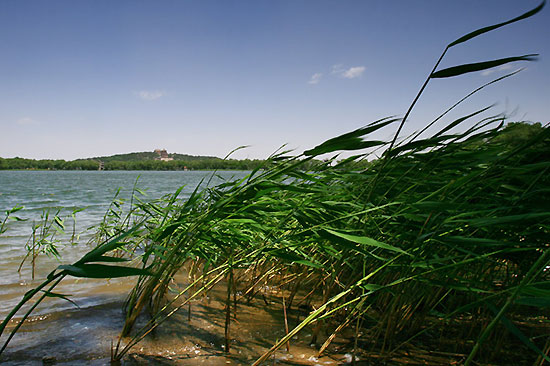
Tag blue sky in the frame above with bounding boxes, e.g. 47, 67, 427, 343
0, 0, 548, 160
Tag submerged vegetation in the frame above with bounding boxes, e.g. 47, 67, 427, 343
1, 2, 549, 365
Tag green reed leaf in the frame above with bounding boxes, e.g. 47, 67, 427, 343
431, 55, 538, 78
432, 106, 493, 138
448, 1, 545, 47
459, 212, 550, 227
386, 134, 458, 157
515, 297, 550, 307
304, 118, 397, 156
268, 248, 322, 268
8, 206, 24, 214
76, 225, 140, 264
444, 236, 513, 247
41, 290, 80, 308
58, 263, 151, 278
325, 228, 410, 256
488, 302, 550, 363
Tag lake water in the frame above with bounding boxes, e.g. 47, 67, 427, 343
0, 170, 350, 365
0, 170, 249, 318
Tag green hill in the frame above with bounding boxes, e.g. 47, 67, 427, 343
0, 150, 264, 171
80, 151, 220, 163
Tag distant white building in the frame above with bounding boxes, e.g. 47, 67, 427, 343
154, 149, 173, 161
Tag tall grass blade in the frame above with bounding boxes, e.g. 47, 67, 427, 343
448, 1, 545, 47
431, 54, 538, 78
58, 264, 151, 278
304, 118, 397, 156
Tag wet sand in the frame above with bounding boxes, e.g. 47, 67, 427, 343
1, 280, 357, 366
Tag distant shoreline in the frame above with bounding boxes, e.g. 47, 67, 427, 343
0, 152, 265, 171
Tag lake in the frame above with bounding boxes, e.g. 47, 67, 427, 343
0, 171, 358, 365
0, 170, 249, 318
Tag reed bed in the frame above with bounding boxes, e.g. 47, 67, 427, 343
105, 117, 548, 365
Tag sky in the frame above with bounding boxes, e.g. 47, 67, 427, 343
0, 0, 548, 160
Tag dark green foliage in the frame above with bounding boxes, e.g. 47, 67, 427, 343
0, 158, 99, 170
102, 120, 548, 365
0, 152, 265, 171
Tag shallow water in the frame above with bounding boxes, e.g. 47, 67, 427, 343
1, 282, 353, 365
0, 171, 244, 363
0, 170, 248, 317
0, 171, 358, 365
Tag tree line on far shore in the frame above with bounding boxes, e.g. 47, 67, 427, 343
0, 155, 265, 171
1, 122, 541, 172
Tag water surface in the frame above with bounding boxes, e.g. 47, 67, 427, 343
0, 170, 248, 316
0, 170, 354, 365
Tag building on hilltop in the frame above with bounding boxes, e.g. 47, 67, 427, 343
154, 149, 173, 161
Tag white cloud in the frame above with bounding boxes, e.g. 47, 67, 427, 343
331, 64, 366, 79
135, 90, 166, 101
341, 66, 365, 79
17, 117, 39, 126
308, 73, 323, 85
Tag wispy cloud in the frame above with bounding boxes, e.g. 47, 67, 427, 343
309, 64, 366, 84
17, 117, 39, 126
135, 90, 166, 101
331, 64, 366, 79
481, 64, 514, 76
341, 66, 365, 79
308, 73, 323, 85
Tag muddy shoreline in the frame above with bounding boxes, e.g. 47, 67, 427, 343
2, 276, 547, 366
1, 284, 356, 366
